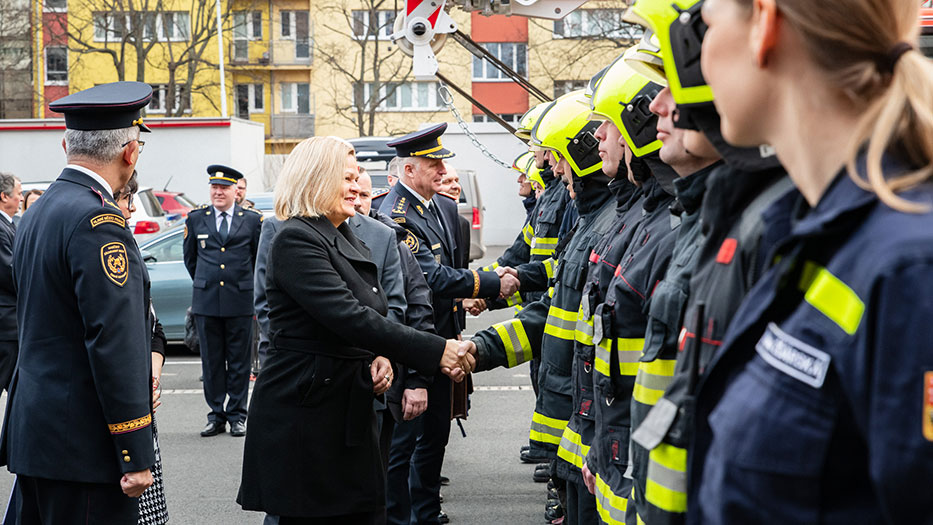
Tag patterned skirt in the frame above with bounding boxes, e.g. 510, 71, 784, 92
138, 417, 169, 524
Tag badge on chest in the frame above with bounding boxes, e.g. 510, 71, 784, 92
756, 322, 831, 389
198, 234, 208, 248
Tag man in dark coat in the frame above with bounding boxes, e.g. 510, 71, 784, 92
0, 172, 22, 391
1, 82, 155, 522
184, 165, 263, 438
380, 123, 518, 525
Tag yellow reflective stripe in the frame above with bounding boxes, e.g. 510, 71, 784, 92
480, 261, 500, 272
594, 473, 628, 525
492, 318, 533, 368
645, 443, 688, 513
595, 338, 644, 377
575, 312, 595, 346
530, 412, 568, 445
799, 263, 864, 335
544, 305, 577, 341
557, 426, 591, 469
531, 236, 559, 256
548, 286, 555, 298
544, 259, 557, 279
514, 304, 524, 312
634, 359, 676, 406
505, 291, 523, 307
523, 224, 535, 247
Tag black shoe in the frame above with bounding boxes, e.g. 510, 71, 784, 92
437, 511, 449, 524
230, 421, 247, 437
439, 475, 450, 486
439, 492, 444, 504
545, 501, 564, 522
520, 447, 549, 464
533, 463, 550, 483
200, 421, 225, 437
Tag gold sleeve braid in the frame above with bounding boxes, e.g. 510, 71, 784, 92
471, 270, 481, 298
108, 413, 152, 434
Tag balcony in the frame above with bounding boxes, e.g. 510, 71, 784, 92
270, 114, 315, 138
229, 40, 312, 68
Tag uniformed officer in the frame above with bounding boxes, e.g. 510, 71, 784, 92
183, 165, 263, 438
0, 81, 154, 522
381, 123, 514, 525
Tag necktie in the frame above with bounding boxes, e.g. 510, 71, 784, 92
428, 203, 445, 236
219, 211, 229, 242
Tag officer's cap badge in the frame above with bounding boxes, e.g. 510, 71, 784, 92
101, 242, 129, 287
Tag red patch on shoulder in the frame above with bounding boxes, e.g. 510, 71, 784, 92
716, 238, 738, 265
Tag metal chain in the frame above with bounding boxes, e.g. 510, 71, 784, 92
437, 82, 512, 170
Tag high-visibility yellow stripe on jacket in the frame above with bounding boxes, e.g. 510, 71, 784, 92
530, 412, 568, 446
594, 473, 628, 525
544, 258, 557, 279
491, 318, 533, 368
594, 338, 644, 377
575, 307, 595, 346
531, 235, 559, 256
505, 291, 523, 308
799, 261, 865, 335
645, 443, 688, 513
523, 223, 535, 247
544, 305, 577, 341
633, 359, 676, 406
480, 261, 500, 272
557, 425, 591, 469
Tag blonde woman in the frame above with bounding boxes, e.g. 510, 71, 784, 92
688, 0, 933, 522
237, 136, 470, 524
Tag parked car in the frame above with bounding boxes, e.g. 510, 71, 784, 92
21, 181, 176, 242
347, 137, 486, 261
139, 224, 190, 343
154, 190, 198, 218
248, 192, 275, 217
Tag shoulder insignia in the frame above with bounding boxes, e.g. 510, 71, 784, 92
404, 231, 419, 253
393, 217, 406, 224
439, 191, 457, 201
415, 205, 424, 215
238, 211, 244, 216
248, 207, 263, 215
924, 372, 933, 442
372, 188, 390, 198
89, 188, 121, 211
260, 214, 264, 222
196, 204, 209, 209
392, 196, 408, 215
108, 413, 151, 434
100, 241, 129, 287
90, 213, 126, 230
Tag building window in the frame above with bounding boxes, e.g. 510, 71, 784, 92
553, 10, 644, 40
148, 84, 190, 113
281, 10, 310, 59
553, 79, 587, 98
234, 11, 262, 40
236, 83, 264, 118
472, 43, 527, 81
472, 113, 521, 123
45, 47, 68, 83
44, 0, 66, 12
94, 13, 130, 41
357, 82, 443, 111
281, 83, 311, 113
141, 12, 190, 41
352, 10, 396, 40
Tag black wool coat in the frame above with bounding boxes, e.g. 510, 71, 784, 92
237, 215, 446, 518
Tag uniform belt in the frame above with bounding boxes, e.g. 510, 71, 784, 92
271, 333, 373, 361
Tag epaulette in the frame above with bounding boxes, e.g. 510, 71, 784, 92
438, 191, 458, 201
189, 204, 209, 214
372, 188, 390, 199
90, 187, 121, 212
247, 207, 263, 214
391, 195, 408, 216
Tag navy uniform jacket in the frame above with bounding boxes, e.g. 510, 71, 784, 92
0, 215, 15, 341
0, 168, 154, 482
692, 158, 933, 523
184, 204, 262, 317
380, 183, 498, 338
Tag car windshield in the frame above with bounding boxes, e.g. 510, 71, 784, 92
138, 189, 165, 217
250, 193, 274, 211
142, 228, 184, 262
175, 194, 198, 208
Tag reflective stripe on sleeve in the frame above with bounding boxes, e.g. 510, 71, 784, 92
557, 425, 591, 469
645, 443, 688, 513
594, 473, 628, 525
530, 412, 568, 445
633, 359, 676, 406
492, 318, 533, 368
594, 338, 644, 377
505, 291, 523, 307
544, 258, 557, 279
523, 223, 535, 247
480, 261, 500, 272
531, 236, 559, 256
544, 305, 578, 341
799, 262, 864, 335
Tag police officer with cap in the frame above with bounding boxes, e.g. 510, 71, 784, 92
0, 81, 154, 522
381, 123, 517, 525
183, 165, 262, 438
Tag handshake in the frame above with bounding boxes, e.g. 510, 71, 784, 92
495, 266, 521, 298
440, 339, 479, 382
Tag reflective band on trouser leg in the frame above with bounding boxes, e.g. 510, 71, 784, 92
544, 305, 578, 341
799, 262, 865, 335
531, 236, 559, 256
492, 318, 533, 368
575, 310, 594, 346
594, 473, 627, 525
530, 412, 568, 446
557, 424, 591, 469
645, 443, 687, 513
523, 223, 535, 247
594, 338, 644, 378
633, 359, 676, 406
480, 261, 500, 272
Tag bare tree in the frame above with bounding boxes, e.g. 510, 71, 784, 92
0, 0, 33, 117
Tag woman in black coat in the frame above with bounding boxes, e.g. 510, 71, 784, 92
237, 136, 470, 524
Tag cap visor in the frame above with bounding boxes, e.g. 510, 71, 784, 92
424, 148, 455, 159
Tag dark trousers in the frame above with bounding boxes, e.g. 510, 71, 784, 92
564, 478, 597, 525
0, 340, 16, 392
195, 314, 253, 424
12, 475, 137, 524
278, 511, 380, 525
386, 375, 450, 525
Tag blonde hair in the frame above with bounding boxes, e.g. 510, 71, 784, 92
274, 136, 355, 220
746, 0, 933, 212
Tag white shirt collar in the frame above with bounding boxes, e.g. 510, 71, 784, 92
213, 204, 234, 216
399, 180, 433, 208
0, 211, 12, 224
66, 164, 114, 199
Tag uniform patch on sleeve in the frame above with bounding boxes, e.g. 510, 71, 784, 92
100, 242, 129, 287
90, 214, 126, 229
393, 217, 406, 224
923, 372, 933, 442
756, 322, 830, 388
404, 231, 419, 253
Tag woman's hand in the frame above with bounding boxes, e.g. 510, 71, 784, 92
151, 376, 162, 413
440, 339, 475, 382
371, 356, 393, 395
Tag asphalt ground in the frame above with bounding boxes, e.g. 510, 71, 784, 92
0, 246, 552, 524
